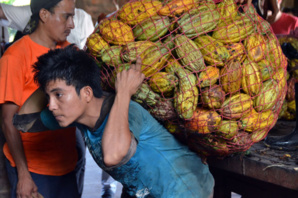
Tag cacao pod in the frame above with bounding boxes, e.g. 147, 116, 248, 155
148, 99, 177, 120
286, 77, 296, 101
133, 83, 161, 106
121, 41, 156, 63
149, 72, 178, 96
226, 42, 246, 63
174, 34, 205, 72
287, 100, 296, 114
101, 46, 122, 66
197, 66, 219, 88
177, 4, 219, 38
257, 59, 273, 81
118, 0, 162, 25
133, 16, 170, 42
251, 129, 267, 143
158, 0, 199, 17
254, 79, 279, 112
220, 59, 242, 95
238, 108, 259, 132
244, 33, 266, 62
100, 19, 134, 45
217, 0, 238, 21
201, 85, 225, 109
241, 59, 262, 96
212, 16, 254, 43
278, 100, 288, 119
216, 120, 239, 139
265, 32, 287, 69
220, 93, 253, 119
185, 107, 222, 134
194, 35, 230, 67
86, 33, 109, 56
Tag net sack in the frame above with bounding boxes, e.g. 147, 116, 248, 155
86, 0, 288, 157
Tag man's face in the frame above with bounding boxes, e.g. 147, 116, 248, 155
46, 0, 75, 43
46, 79, 86, 127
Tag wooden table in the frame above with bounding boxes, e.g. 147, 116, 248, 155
208, 121, 298, 198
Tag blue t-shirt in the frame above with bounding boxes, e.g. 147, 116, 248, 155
42, 101, 214, 198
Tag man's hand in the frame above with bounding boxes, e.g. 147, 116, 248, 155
16, 174, 39, 198
259, 0, 279, 24
115, 57, 145, 98
234, 0, 252, 12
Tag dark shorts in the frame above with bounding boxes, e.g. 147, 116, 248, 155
5, 158, 80, 198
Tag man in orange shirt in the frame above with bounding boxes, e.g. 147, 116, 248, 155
0, 0, 80, 198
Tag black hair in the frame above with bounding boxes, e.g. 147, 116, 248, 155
33, 44, 103, 98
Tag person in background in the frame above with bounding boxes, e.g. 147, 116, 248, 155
0, 0, 80, 198
0, 2, 119, 198
0, 3, 94, 49
258, 0, 298, 35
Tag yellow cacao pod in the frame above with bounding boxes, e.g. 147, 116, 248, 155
241, 59, 262, 96
101, 46, 122, 66
174, 34, 205, 72
212, 16, 254, 43
201, 85, 225, 109
220, 59, 242, 95
272, 68, 287, 92
226, 43, 246, 63
149, 72, 178, 95
244, 33, 266, 62
220, 93, 253, 119
265, 32, 287, 68
121, 41, 156, 63
140, 46, 170, 77
133, 16, 170, 42
158, 0, 198, 17
100, 19, 134, 45
86, 33, 109, 56
198, 66, 219, 88
217, 0, 238, 21
173, 62, 198, 119
216, 120, 239, 139
251, 129, 267, 143
254, 79, 279, 112
238, 108, 259, 132
256, 110, 276, 131
258, 59, 273, 81
194, 35, 230, 67
177, 4, 219, 38
118, 0, 162, 25
185, 107, 222, 134
278, 100, 287, 119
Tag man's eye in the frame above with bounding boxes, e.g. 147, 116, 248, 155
56, 93, 63, 98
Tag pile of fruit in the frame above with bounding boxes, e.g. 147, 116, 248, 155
277, 35, 298, 121
86, 0, 287, 157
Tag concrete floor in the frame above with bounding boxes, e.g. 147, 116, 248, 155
82, 151, 123, 198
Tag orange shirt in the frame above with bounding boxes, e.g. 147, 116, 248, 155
0, 35, 77, 176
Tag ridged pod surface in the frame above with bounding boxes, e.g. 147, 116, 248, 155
100, 19, 134, 45
216, 120, 239, 139
118, 0, 162, 25
241, 59, 262, 96
220, 93, 253, 119
158, 0, 199, 17
149, 72, 178, 95
254, 79, 279, 112
133, 16, 170, 41
194, 35, 230, 67
121, 41, 156, 62
201, 85, 225, 109
174, 34, 205, 72
244, 33, 266, 62
185, 107, 222, 134
101, 46, 123, 66
212, 16, 254, 43
197, 66, 219, 88
86, 33, 109, 56
220, 59, 242, 95
177, 4, 219, 38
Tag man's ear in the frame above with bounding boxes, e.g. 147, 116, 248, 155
39, 8, 50, 23
81, 86, 94, 103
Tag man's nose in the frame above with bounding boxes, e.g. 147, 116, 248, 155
68, 17, 75, 29
48, 98, 57, 111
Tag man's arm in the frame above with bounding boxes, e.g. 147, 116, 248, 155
1, 103, 39, 198
102, 57, 144, 167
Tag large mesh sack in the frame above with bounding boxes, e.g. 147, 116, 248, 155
85, 0, 288, 157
